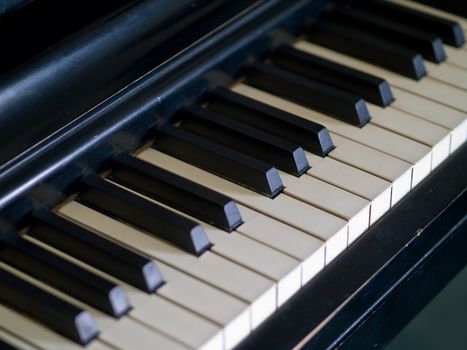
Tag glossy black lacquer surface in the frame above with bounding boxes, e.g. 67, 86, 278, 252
347, 0, 465, 47
0, 0, 261, 169
78, 174, 211, 256
0, 267, 98, 344
0, 232, 131, 318
272, 44, 394, 106
246, 62, 371, 126
207, 87, 334, 156
29, 208, 164, 293
178, 105, 309, 176
236, 143, 467, 350
109, 153, 242, 231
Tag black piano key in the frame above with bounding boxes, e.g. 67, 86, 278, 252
0, 234, 130, 318
413, 1, 467, 18
331, 8, 446, 63
29, 208, 164, 293
272, 44, 394, 107
306, 19, 427, 80
208, 87, 334, 156
78, 174, 211, 256
109, 153, 242, 232
245, 62, 370, 127
153, 124, 283, 197
0, 339, 17, 350
0, 268, 98, 345
349, 0, 465, 47
179, 105, 309, 176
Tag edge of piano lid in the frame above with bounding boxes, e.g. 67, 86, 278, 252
0, 0, 466, 349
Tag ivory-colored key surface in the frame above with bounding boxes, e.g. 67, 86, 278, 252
281, 172, 370, 243
294, 41, 467, 113
425, 61, 467, 91
138, 149, 349, 264
305, 153, 392, 223
131, 296, 223, 350
366, 104, 451, 169
59, 202, 274, 337
0, 305, 112, 350
205, 227, 301, 306
330, 134, 413, 204
99, 318, 188, 350
236, 205, 326, 284
233, 83, 432, 185
445, 46, 467, 70
0, 327, 39, 350
389, 87, 467, 153
389, 0, 467, 30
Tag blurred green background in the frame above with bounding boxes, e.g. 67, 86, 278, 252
385, 265, 467, 350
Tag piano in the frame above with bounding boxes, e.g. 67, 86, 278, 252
0, 0, 465, 349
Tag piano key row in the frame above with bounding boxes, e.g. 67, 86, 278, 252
1, 1, 466, 349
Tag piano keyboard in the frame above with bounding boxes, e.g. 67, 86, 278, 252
0, 1, 466, 349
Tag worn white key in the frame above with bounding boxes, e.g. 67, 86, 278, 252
445, 46, 467, 70
389, 0, 467, 30
0, 327, 38, 350
60, 202, 260, 347
236, 205, 325, 284
109, 179, 301, 308
233, 83, 432, 186
330, 134, 413, 204
157, 263, 250, 350
281, 172, 370, 243
206, 227, 301, 306
390, 87, 467, 153
0, 305, 111, 350
138, 149, 349, 264
425, 61, 467, 91
366, 104, 451, 169
131, 296, 223, 350
100, 318, 188, 350
305, 153, 392, 223
294, 40, 467, 113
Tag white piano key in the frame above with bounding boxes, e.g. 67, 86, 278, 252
389, 87, 467, 153
236, 205, 325, 285
108, 179, 301, 308
445, 46, 467, 70
157, 264, 250, 350
330, 134, 413, 205
138, 149, 349, 264
0, 305, 111, 350
205, 227, 301, 306
233, 83, 432, 186
425, 61, 467, 91
366, 104, 451, 169
294, 40, 467, 113
60, 202, 264, 346
281, 172, 370, 243
99, 318, 188, 350
0, 327, 38, 350
305, 153, 392, 224
389, 0, 467, 31
131, 296, 223, 350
